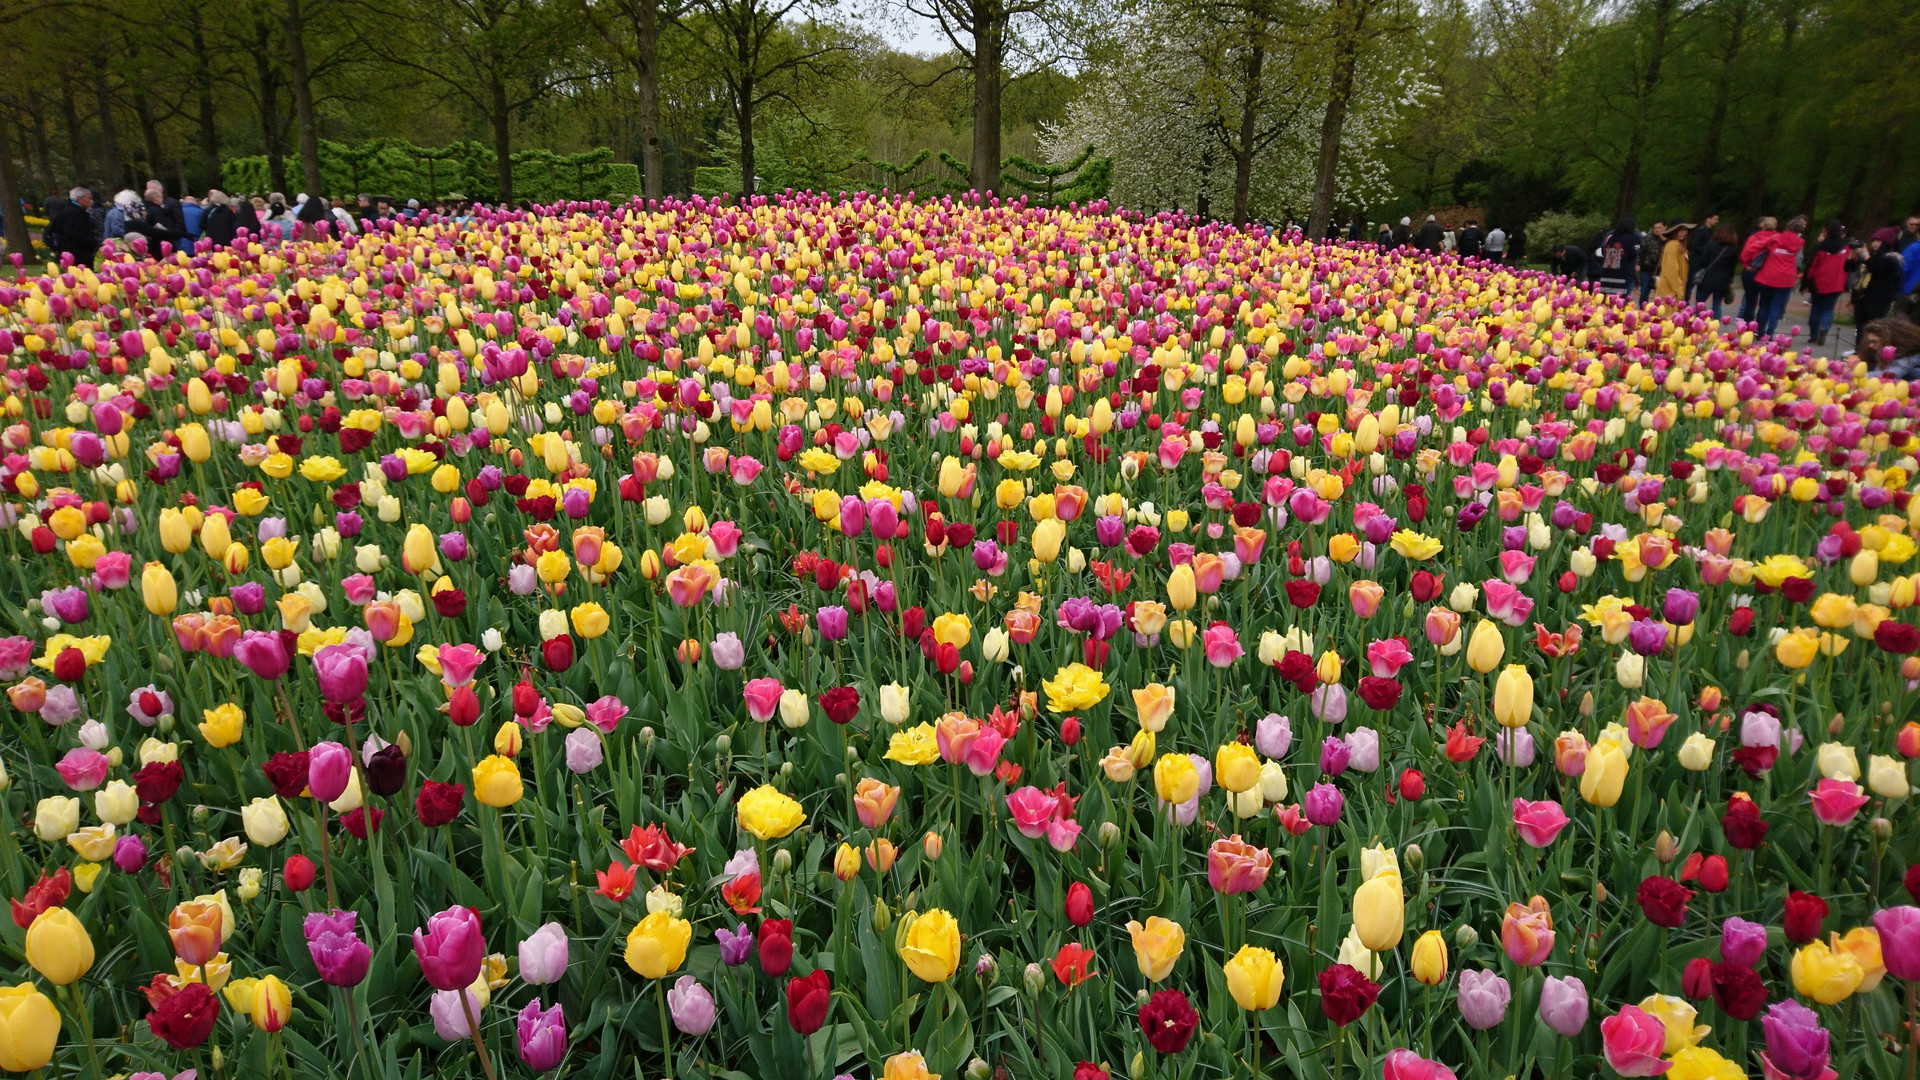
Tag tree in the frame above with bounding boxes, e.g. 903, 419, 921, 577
898, 0, 1050, 194
584, 0, 695, 197
682, 0, 844, 196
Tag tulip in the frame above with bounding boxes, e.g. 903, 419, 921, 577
899, 908, 962, 982
1492, 664, 1532, 727
141, 561, 177, 615
1465, 619, 1504, 673
1790, 940, 1863, 1004
472, 755, 524, 806
1580, 739, 1628, 807
1126, 916, 1186, 982
1457, 969, 1510, 1029
305, 909, 372, 986
1410, 929, 1448, 986
519, 922, 569, 985
624, 911, 693, 979
0, 984, 60, 1071
1501, 896, 1555, 966
1600, 1004, 1670, 1076
1873, 906, 1920, 980
1206, 836, 1272, 894
668, 975, 716, 1035
516, 999, 567, 1071
737, 784, 805, 840
1222, 945, 1284, 1010
413, 905, 486, 991
1538, 974, 1589, 1036
24, 908, 93, 985
1353, 869, 1405, 951
1761, 1000, 1831, 1080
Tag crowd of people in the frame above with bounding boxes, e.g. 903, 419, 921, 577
1546, 213, 1920, 356
31, 182, 485, 266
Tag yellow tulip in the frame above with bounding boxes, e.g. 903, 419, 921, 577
1032, 518, 1066, 562
1166, 563, 1197, 611
736, 785, 806, 840
1580, 740, 1629, 807
0, 984, 60, 1071
1222, 945, 1284, 1011
1131, 683, 1175, 732
1153, 752, 1199, 805
198, 703, 245, 748
141, 561, 177, 615
899, 908, 962, 982
1215, 742, 1261, 793
1493, 665, 1533, 728
569, 602, 610, 639
1352, 873, 1405, 951
624, 911, 692, 979
1466, 619, 1505, 673
23, 909, 94, 986
471, 755, 524, 807
1410, 930, 1448, 986
1789, 941, 1862, 1004
1126, 916, 1186, 982
250, 974, 292, 1032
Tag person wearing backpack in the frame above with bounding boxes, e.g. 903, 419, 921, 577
1740, 215, 1806, 335
1594, 217, 1640, 296
1637, 222, 1666, 302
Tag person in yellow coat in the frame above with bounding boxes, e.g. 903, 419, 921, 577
1654, 224, 1694, 299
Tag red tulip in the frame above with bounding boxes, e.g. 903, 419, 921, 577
786, 970, 831, 1034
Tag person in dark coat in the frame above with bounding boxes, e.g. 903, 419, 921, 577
1694, 223, 1740, 319
234, 197, 263, 237
142, 182, 186, 235
199, 190, 239, 246
1414, 214, 1443, 253
1687, 214, 1720, 299
294, 194, 331, 238
46, 188, 99, 265
1552, 243, 1588, 279
1855, 228, 1907, 325
1594, 217, 1639, 296
1456, 219, 1484, 258
1390, 217, 1412, 248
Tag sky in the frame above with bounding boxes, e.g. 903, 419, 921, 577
856, 4, 959, 56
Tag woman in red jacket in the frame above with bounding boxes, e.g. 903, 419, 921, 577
1801, 220, 1849, 346
1741, 214, 1807, 336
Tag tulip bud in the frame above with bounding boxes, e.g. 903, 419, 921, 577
1871, 816, 1893, 842
1131, 1052, 1147, 1080
772, 849, 792, 876
1654, 831, 1678, 863
967, 1058, 992, 1080
1403, 843, 1423, 873
1099, 821, 1121, 849
872, 899, 892, 934
923, 831, 943, 861
1023, 962, 1045, 996
1453, 924, 1479, 950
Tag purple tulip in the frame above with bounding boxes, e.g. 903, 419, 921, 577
413, 905, 486, 992
715, 923, 753, 966
561, 488, 590, 519
1537, 975, 1588, 1037
256, 517, 288, 541
40, 685, 81, 725
516, 999, 567, 1071
305, 909, 372, 986
710, 632, 745, 670
230, 582, 267, 616
1662, 588, 1700, 626
379, 454, 408, 482
815, 605, 849, 642
508, 564, 538, 594
668, 975, 716, 1035
430, 988, 483, 1040
336, 511, 363, 538
313, 642, 369, 704
1095, 514, 1124, 547
308, 741, 354, 803
518, 922, 569, 985
1761, 1000, 1830, 1080
1255, 713, 1292, 759
438, 532, 470, 562
40, 587, 88, 624
1496, 727, 1535, 767
1457, 969, 1511, 1030
1319, 735, 1350, 778
113, 834, 147, 873
1303, 782, 1343, 826
1721, 916, 1769, 968
1310, 682, 1348, 724
1626, 619, 1668, 657
234, 631, 291, 680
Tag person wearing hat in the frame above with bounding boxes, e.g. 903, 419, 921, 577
1653, 223, 1693, 300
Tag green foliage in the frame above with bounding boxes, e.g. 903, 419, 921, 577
1526, 210, 1610, 255
220, 140, 639, 203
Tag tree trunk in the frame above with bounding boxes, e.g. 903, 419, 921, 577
284, 0, 324, 197
1742, 5, 1799, 220
1860, 137, 1900, 233
1307, 0, 1364, 239
91, 61, 126, 188
969, 0, 1004, 197
736, 76, 756, 196
26, 91, 55, 193
0, 121, 32, 263
633, 0, 665, 198
253, 29, 288, 194
1796, 128, 1830, 222
1614, 0, 1676, 219
136, 94, 165, 183
1838, 150, 1869, 233
191, 14, 223, 190
491, 76, 514, 202
58, 72, 88, 184
1689, 0, 1746, 220
1231, 37, 1266, 226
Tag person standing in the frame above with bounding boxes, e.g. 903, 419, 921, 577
1747, 215, 1806, 335
46, 188, 99, 265
142, 181, 185, 236
1695, 223, 1740, 318
1375, 222, 1392, 246
1485, 223, 1507, 262
1391, 216, 1413, 248
1457, 219, 1484, 259
199, 190, 239, 245
1855, 228, 1906, 324
1737, 216, 1778, 323
1415, 214, 1443, 252
1654, 223, 1691, 299
180, 195, 204, 239
1636, 222, 1666, 302
1687, 213, 1720, 299
1897, 215, 1920, 250
1802, 221, 1849, 346
1594, 217, 1640, 296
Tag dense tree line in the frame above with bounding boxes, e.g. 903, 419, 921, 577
2, 0, 1916, 248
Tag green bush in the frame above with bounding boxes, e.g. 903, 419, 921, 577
222, 141, 640, 204
1525, 210, 1610, 260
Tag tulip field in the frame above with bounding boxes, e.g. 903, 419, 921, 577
2, 193, 1920, 1080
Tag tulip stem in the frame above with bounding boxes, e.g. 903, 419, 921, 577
58, 983, 103, 1080
1905, 979, 1917, 1080
459, 989, 497, 1080
657, 976, 673, 1079
312, 799, 339, 911
341, 985, 377, 1080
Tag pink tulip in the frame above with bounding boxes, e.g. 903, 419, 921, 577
235, 630, 291, 680
1873, 906, 1920, 980
743, 678, 784, 723
1808, 779, 1870, 826
436, 643, 485, 688
1599, 1005, 1670, 1076
308, 741, 354, 803
1203, 624, 1244, 668
55, 747, 111, 791
1367, 637, 1413, 678
1205, 836, 1272, 895
1006, 786, 1058, 839
1512, 799, 1571, 848
313, 643, 369, 703
963, 727, 1006, 777
1381, 1048, 1459, 1080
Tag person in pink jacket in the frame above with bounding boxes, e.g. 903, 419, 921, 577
1740, 214, 1807, 336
